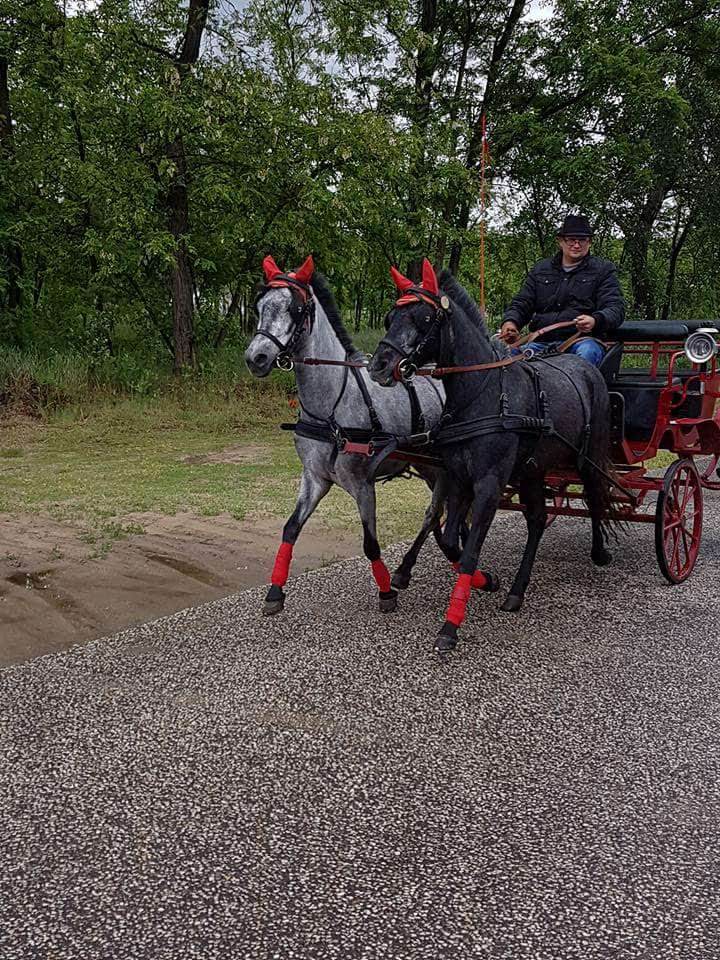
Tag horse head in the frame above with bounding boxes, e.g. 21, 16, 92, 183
368, 258, 449, 386
244, 255, 315, 377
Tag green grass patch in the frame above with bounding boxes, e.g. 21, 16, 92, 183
0, 392, 435, 551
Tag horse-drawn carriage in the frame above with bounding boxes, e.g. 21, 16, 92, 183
353, 319, 720, 585
246, 255, 720, 653
526, 320, 720, 584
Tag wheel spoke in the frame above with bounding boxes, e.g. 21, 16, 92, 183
681, 469, 693, 511
680, 527, 692, 571
670, 527, 682, 573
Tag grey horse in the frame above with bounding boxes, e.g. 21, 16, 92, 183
244, 256, 447, 616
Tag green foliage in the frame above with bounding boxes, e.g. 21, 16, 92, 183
1, 0, 719, 376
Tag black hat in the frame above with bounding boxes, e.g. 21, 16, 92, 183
557, 214, 593, 237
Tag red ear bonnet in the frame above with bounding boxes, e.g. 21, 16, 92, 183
291, 255, 314, 285
262, 255, 283, 282
421, 258, 439, 296
390, 266, 414, 293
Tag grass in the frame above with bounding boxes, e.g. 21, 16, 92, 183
0, 388, 435, 553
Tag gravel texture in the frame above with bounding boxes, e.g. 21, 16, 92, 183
1, 501, 719, 960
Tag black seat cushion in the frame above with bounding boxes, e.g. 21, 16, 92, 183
613, 375, 681, 440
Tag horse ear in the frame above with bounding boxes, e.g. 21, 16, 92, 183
293, 255, 315, 285
390, 266, 414, 293
263, 255, 283, 282
421, 258, 439, 295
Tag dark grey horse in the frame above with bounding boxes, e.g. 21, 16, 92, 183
244, 256, 447, 616
369, 262, 618, 653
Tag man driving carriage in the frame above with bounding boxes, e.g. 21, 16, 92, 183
500, 214, 625, 365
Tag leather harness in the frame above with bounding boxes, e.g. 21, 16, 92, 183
261, 278, 620, 492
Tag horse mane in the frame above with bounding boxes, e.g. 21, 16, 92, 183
438, 269, 490, 338
310, 271, 357, 356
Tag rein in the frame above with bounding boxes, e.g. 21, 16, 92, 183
280, 320, 587, 378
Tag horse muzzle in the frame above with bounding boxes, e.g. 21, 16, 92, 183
244, 345, 274, 378
368, 348, 401, 387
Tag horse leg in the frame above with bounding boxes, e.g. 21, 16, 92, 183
263, 471, 332, 615
354, 483, 400, 613
437, 491, 499, 594
392, 474, 447, 591
436, 480, 502, 653
500, 479, 547, 613
583, 469, 613, 566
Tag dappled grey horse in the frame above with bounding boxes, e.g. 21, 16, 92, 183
244, 256, 447, 615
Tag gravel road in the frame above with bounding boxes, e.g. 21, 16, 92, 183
1, 501, 719, 960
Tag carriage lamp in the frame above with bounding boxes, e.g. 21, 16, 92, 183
684, 328, 719, 365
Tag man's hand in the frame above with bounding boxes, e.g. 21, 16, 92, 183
575, 314, 596, 334
500, 321, 520, 344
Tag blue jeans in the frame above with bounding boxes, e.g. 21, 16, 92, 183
520, 339, 605, 367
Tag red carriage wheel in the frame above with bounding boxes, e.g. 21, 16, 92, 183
696, 454, 720, 491
655, 459, 703, 584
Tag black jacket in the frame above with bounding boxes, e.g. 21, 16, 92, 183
503, 252, 625, 342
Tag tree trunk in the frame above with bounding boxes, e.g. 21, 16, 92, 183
0, 55, 23, 320
447, 0, 525, 273
433, 10, 473, 269
354, 282, 364, 331
660, 209, 693, 323
406, 0, 438, 263
625, 178, 670, 322
165, 0, 211, 373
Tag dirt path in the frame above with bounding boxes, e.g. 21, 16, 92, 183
0, 511, 362, 667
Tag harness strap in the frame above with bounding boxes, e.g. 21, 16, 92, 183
350, 365, 383, 433
291, 357, 366, 368
401, 379, 426, 433
416, 352, 528, 378
296, 358, 350, 427
514, 319, 579, 347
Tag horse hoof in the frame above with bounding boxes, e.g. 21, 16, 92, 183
500, 594, 523, 613
263, 599, 285, 616
592, 548, 612, 567
481, 571, 501, 593
379, 590, 398, 614
263, 585, 285, 616
434, 622, 458, 654
391, 571, 411, 591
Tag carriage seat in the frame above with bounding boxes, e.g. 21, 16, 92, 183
607, 321, 690, 342
598, 342, 623, 384
610, 373, 682, 441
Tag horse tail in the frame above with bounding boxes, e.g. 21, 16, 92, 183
583, 379, 625, 542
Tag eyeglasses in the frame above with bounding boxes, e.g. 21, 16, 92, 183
561, 236, 591, 246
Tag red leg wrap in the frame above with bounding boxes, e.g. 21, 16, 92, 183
452, 562, 488, 590
371, 558, 392, 593
446, 573, 472, 627
271, 541, 294, 586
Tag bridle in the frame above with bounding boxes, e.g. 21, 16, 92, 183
377, 286, 452, 382
254, 274, 316, 370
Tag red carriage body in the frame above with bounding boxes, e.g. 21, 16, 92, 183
531, 322, 720, 583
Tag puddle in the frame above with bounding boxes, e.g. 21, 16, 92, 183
142, 552, 225, 587
6, 569, 54, 590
